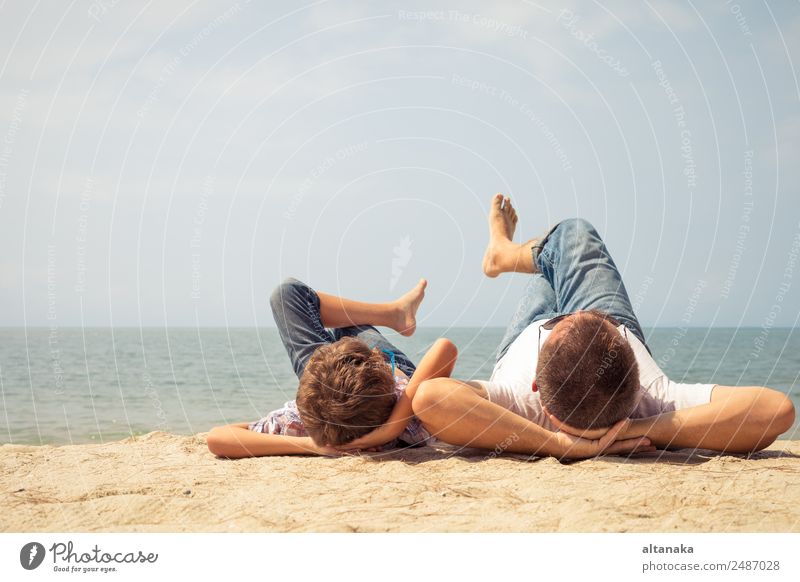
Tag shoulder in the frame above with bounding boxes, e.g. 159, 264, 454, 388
626, 329, 667, 387
250, 400, 307, 437
393, 374, 410, 392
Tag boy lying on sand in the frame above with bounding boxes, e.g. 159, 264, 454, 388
207, 277, 462, 457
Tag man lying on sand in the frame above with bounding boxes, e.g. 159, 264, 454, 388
350, 194, 794, 457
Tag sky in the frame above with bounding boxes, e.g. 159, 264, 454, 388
0, 0, 798, 329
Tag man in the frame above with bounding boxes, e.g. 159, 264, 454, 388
410, 194, 795, 458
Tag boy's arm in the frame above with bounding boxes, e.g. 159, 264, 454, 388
336, 338, 458, 450
620, 385, 795, 453
207, 424, 339, 458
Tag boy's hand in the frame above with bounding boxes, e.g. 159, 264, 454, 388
334, 425, 399, 452
304, 438, 344, 457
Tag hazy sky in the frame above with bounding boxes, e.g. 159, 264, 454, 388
1, 1, 798, 328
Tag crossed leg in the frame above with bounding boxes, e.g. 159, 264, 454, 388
412, 195, 652, 457
482, 193, 538, 277
270, 277, 426, 379
481, 192, 647, 346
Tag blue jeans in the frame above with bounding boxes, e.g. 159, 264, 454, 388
495, 218, 648, 361
270, 278, 417, 379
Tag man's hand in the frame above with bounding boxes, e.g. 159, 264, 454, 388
602, 386, 795, 453
553, 418, 654, 459
544, 405, 626, 440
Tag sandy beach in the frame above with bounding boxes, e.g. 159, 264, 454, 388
2, 432, 799, 532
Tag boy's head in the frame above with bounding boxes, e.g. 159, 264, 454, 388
536, 311, 639, 431
296, 336, 396, 446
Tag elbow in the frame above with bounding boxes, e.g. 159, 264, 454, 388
206, 426, 230, 457
435, 337, 458, 361
772, 393, 795, 436
411, 380, 432, 419
761, 390, 795, 438
411, 378, 446, 421
750, 391, 795, 452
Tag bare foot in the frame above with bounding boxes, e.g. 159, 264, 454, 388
394, 278, 427, 336
482, 193, 520, 277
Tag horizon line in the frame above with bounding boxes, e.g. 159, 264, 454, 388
2, 325, 797, 330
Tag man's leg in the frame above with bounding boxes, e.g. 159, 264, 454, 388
536, 218, 647, 346
481, 194, 559, 360
481, 194, 646, 347
494, 274, 559, 361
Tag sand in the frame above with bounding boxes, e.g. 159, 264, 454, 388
1, 432, 799, 532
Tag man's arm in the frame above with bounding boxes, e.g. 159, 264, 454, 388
206, 424, 338, 458
337, 338, 458, 450
411, 377, 652, 459
621, 385, 795, 453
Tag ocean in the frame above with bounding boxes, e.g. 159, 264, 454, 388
1, 327, 798, 445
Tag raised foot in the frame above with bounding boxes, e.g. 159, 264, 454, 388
482, 241, 521, 278
394, 278, 427, 336
482, 193, 519, 278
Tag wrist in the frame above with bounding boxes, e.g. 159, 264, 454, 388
380, 422, 405, 441
544, 431, 570, 458
304, 437, 325, 453
623, 417, 653, 441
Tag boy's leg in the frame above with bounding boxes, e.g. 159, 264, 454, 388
333, 326, 417, 377
316, 278, 426, 336
535, 218, 647, 346
270, 278, 336, 378
271, 277, 424, 378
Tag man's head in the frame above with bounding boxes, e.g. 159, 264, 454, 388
296, 336, 396, 446
536, 311, 639, 432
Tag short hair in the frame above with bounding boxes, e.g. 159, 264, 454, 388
296, 336, 396, 446
536, 311, 639, 429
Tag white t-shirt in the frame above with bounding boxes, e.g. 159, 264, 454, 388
477, 319, 716, 431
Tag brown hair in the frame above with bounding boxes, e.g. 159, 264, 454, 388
296, 336, 396, 446
536, 311, 639, 429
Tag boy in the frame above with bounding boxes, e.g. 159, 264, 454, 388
207, 277, 458, 457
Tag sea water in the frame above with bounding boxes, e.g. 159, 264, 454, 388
0, 327, 798, 445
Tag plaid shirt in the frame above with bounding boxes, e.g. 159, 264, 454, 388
248, 375, 433, 448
